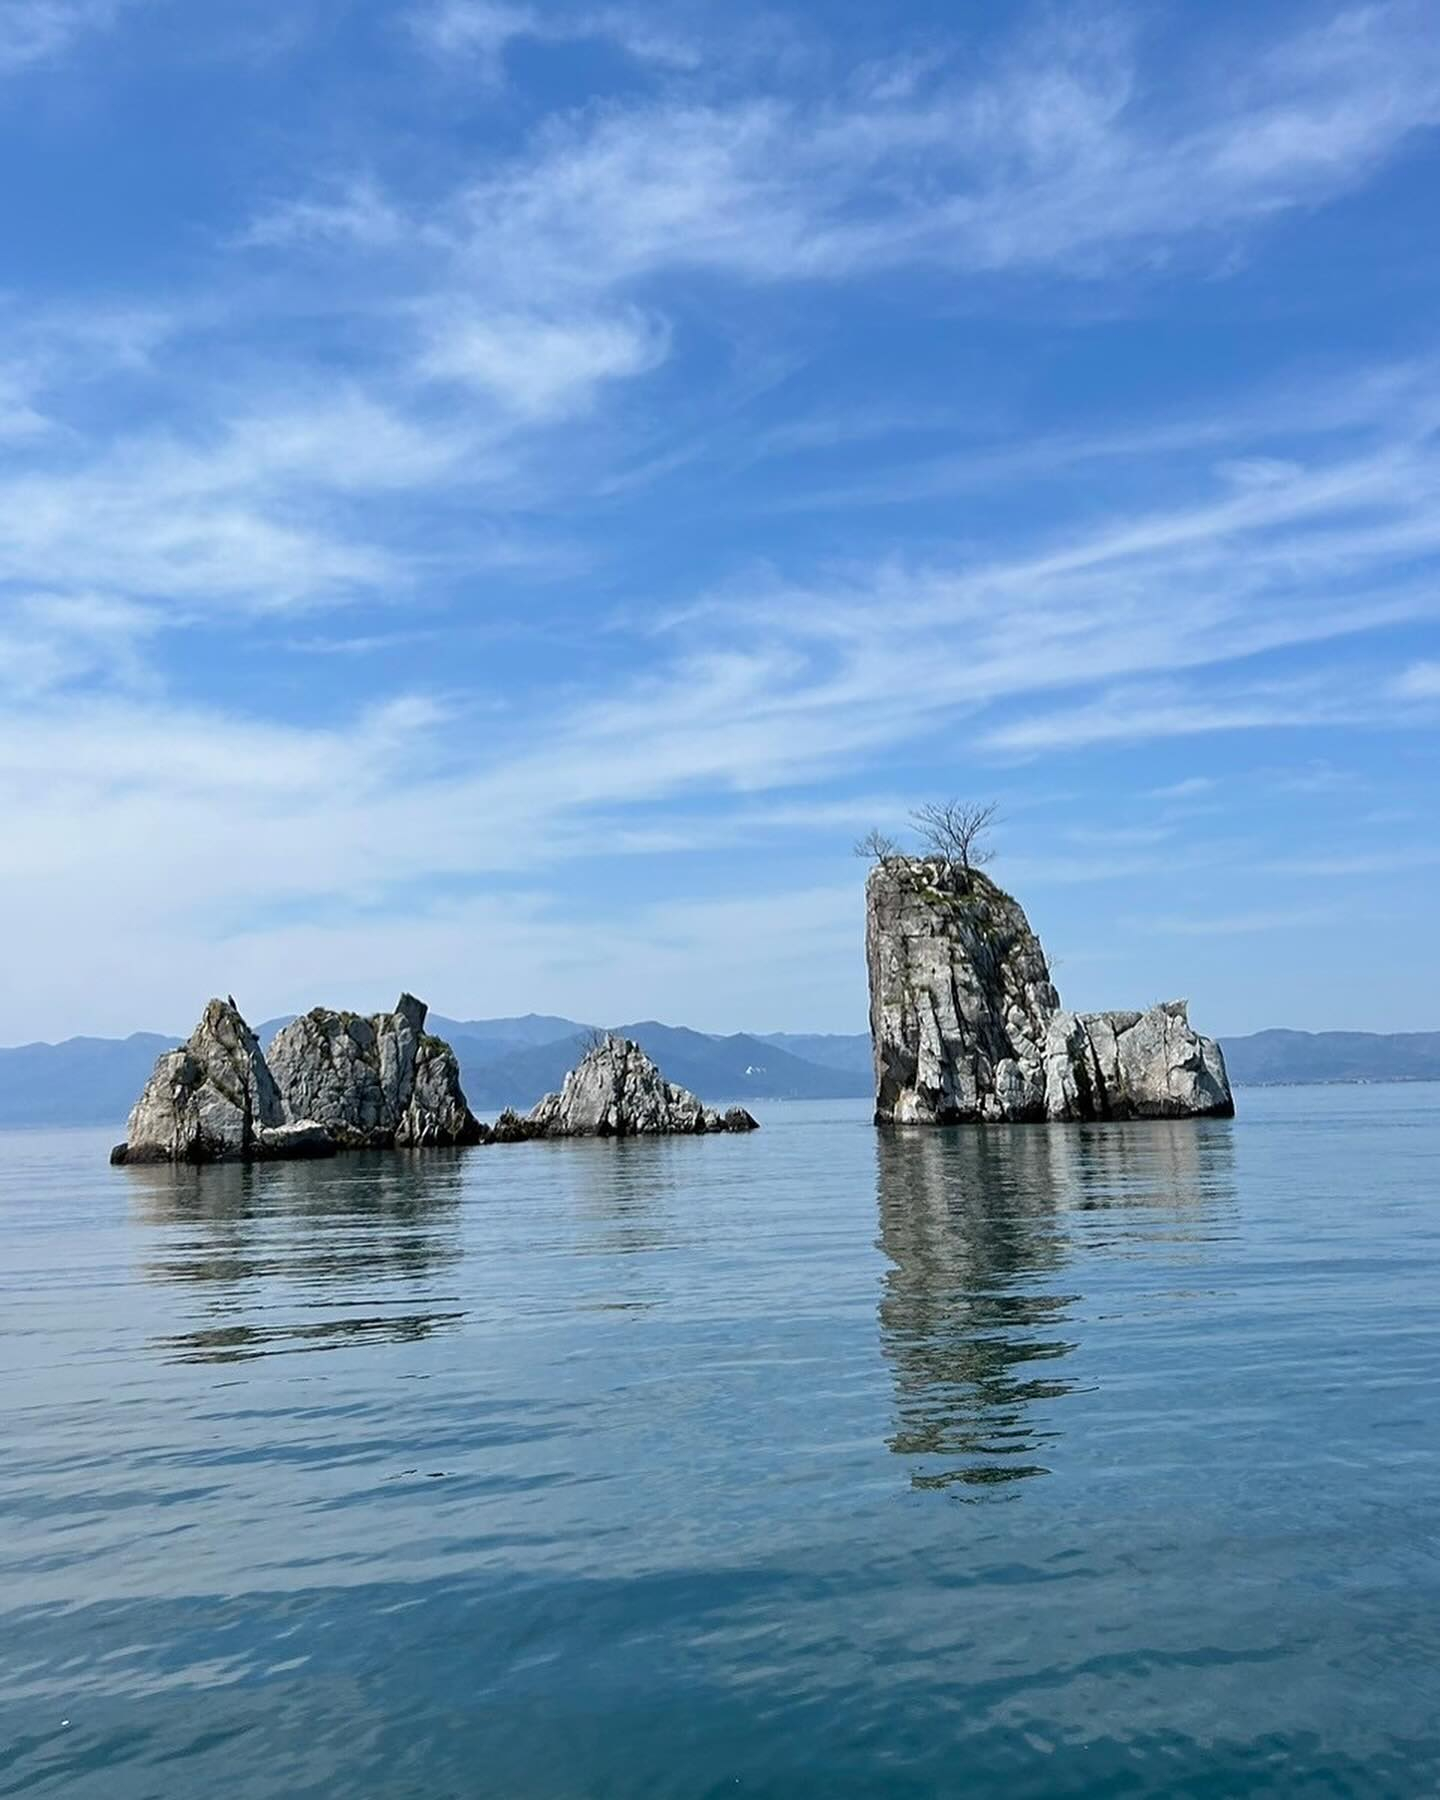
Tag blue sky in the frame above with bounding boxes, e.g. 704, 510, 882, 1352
2, 0, 1439, 1043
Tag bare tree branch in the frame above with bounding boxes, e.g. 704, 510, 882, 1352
853, 827, 902, 865
908, 800, 998, 873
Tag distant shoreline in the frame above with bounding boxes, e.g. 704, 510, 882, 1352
6, 1075, 1440, 1136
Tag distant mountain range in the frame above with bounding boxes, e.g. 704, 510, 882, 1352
1217, 1030, 1440, 1088
1, 1017, 1438, 1128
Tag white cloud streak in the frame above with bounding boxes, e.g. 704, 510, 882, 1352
1394, 660, 1440, 699
235, 2, 1440, 446
414, 1, 700, 79
433, 2, 1440, 290
1131, 905, 1348, 937
3, 1, 1439, 1036
0, 0, 136, 72
418, 306, 669, 417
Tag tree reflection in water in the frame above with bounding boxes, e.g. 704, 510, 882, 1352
121, 1149, 469, 1362
876, 1121, 1235, 1492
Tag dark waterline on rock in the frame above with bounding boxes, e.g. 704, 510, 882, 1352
3, 1088, 1439, 1796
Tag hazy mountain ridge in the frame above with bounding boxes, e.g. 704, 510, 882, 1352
459, 1022, 872, 1110
0, 1033, 179, 1127
3, 1022, 1438, 1127
1219, 1030, 1440, 1087
758, 1032, 874, 1075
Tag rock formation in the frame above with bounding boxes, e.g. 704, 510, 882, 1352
110, 998, 336, 1164
111, 994, 481, 1164
523, 1036, 760, 1138
267, 994, 483, 1149
866, 858, 1233, 1124
1042, 1002, 1233, 1122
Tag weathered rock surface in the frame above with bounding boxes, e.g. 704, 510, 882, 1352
267, 994, 484, 1149
866, 859, 1233, 1124
1042, 1001, 1233, 1120
489, 1107, 536, 1144
523, 1036, 760, 1138
110, 997, 323, 1164
250, 1121, 339, 1159
112, 993, 483, 1163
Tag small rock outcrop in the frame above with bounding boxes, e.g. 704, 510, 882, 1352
110, 998, 336, 1165
866, 859, 1233, 1124
523, 1036, 760, 1138
1043, 1002, 1233, 1121
267, 995, 484, 1149
111, 994, 482, 1164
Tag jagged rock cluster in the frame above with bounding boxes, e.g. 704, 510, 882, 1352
111, 994, 482, 1164
867, 859, 1233, 1124
268, 995, 481, 1149
107, 998, 336, 1165
1043, 1001, 1232, 1122
111, 1010, 758, 1164
516, 1036, 759, 1139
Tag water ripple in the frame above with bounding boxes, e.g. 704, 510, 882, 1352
1, 1092, 1439, 1795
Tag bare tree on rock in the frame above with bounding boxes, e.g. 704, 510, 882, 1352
909, 800, 998, 875
853, 827, 902, 866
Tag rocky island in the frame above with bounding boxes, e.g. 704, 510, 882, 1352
111, 994, 483, 1163
515, 1034, 759, 1138
267, 995, 481, 1150
866, 856, 1233, 1124
110, 1007, 757, 1164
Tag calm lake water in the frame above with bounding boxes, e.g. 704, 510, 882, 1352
2, 1087, 1439, 1798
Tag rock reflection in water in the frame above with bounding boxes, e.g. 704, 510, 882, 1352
122, 1148, 468, 1362
876, 1121, 1236, 1491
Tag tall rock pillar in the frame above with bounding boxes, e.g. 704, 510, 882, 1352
865, 857, 1234, 1125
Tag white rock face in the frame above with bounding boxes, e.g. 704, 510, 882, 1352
526, 1036, 760, 1138
267, 994, 482, 1149
866, 859, 1233, 1124
1043, 1002, 1233, 1120
110, 997, 312, 1164
251, 1121, 338, 1159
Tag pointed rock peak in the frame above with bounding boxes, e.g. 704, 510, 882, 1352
193, 997, 267, 1061
266, 995, 479, 1150
525, 1033, 758, 1138
111, 996, 288, 1165
199, 995, 237, 1023
395, 993, 427, 1032
111, 987, 489, 1164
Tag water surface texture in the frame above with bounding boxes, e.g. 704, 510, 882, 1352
2, 1088, 1439, 1797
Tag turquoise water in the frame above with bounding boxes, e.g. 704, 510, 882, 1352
2, 1087, 1439, 1797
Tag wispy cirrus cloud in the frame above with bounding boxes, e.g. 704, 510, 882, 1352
0, 593, 160, 700
417, 305, 669, 418
0, 382, 568, 637
413, 0, 700, 80
4, 0, 1439, 1040
1262, 846, 1440, 877
1149, 777, 1218, 801
981, 682, 1365, 755
7, 370, 1435, 910
429, 1, 1440, 291
233, 2, 1440, 435
0, 0, 139, 72
1394, 660, 1440, 699
1131, 905, 1349, 937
